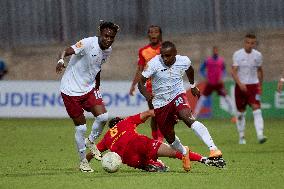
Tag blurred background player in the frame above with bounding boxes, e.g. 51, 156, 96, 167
277, 70, 284, 93
138, 41, 224, 161
87, 110, 225, 172
0, 58, 8, 80
56, 21, 119, 172
129, 25, 164, 141
194, 46, 236, 122
231, 33, 267, 144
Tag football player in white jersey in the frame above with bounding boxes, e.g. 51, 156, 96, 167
138, 41, 225, 168
232, 33, 267, 144
56, 21, 119, 172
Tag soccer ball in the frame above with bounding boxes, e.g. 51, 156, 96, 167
101, 152, 122, 173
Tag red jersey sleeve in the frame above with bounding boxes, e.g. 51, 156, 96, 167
96, 136, 108, 152
137, 48, 146, 67
124, 113, 145, 126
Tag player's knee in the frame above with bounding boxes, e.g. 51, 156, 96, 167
96, 112, 109, 122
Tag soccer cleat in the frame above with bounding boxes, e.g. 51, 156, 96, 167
239, 137, 246, 144
79, 158, 94, 173
209, 149, 222, 158
182, 146, 191, 172
144, 159, 169, 172
258, 136, 267, 144
202, 157, 226, 168
85, 138, 102, 160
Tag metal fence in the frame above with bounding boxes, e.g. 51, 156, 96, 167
1, 0, 284, 48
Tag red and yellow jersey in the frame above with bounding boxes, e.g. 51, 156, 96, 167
96, 114, 145, 157
138, 44, 161, 67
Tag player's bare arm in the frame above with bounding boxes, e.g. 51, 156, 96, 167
138, 75, 153, 102
140, 110, 155, 122
185, 66, 200, 98
129, 64, 144, 96
231, 66, 247, 92
95, 71, 101, 90
56, 47, 75, 74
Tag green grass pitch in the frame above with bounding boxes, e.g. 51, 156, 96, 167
0, 118, 283, 189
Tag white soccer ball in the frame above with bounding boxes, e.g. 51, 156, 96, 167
101, 152, 122, 173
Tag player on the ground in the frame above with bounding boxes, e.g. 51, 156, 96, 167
56, 21, 119, 172
138, 41, 224, 161
231, 33, 267, 144
87, 110, 225, 172
194, 46, 236, 122
129, 25, 163, 141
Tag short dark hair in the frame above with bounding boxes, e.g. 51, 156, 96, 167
245, 33, 256, 39
147, 25, 162, 34
161, 41, 176, 49
99, 20, 120, 33
108, 117, 123, 128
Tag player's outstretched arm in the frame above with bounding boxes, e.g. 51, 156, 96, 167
56, 47, 75, 74
138, 75, 153, 102
129, 65, 144, 96
139, 110, 155, 122
186, 66, 200, 98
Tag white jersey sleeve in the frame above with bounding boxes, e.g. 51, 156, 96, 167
71, 37, 93, 55
142, 59, 157, 78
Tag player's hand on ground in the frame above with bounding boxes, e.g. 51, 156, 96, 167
238, 83, 247, 92
56, 59, 66, 74
129, 85, 136, 96
191, 87, 201, 98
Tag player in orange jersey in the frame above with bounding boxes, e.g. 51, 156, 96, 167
129, 25, 163, 141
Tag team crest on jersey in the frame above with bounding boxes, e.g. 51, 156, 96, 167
75, 41, 83, 48
110, 126, 118, 137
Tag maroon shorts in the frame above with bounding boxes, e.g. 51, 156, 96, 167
122, 135, 162, 169
61, 88, 104, 118
154, 93, 191, 137
203, 82, 227, 97
235, 83, 261, 111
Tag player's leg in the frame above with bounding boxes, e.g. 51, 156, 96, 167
249, 84, 267, 143
85, 89, 108, 160
194, 83, 212, 118
217, 83, 236, 119
61, 93, 93, 172
235, 85, 247, 144
147, 101, 163, 141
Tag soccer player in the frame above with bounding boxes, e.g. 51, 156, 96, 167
138, 41, 224, 161
231, 33, 267, 144
56, 21, 119, 172
0, 58, 8, 80
277, 70, 284, 93
129, 25, 164, 141
87, 110, 225, 172
194, 46, 236, 122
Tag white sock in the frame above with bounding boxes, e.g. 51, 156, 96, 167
191, 121, 217, 150
224, 95, 235, 116
236, 111, 246, 139
170, 136, 187, 155
75, 124, 87, 161
88, 112, 108, 142
194, 95, 207, 117
253, 109, 264, 139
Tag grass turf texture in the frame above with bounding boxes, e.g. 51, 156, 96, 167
0, 118, 283, 189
